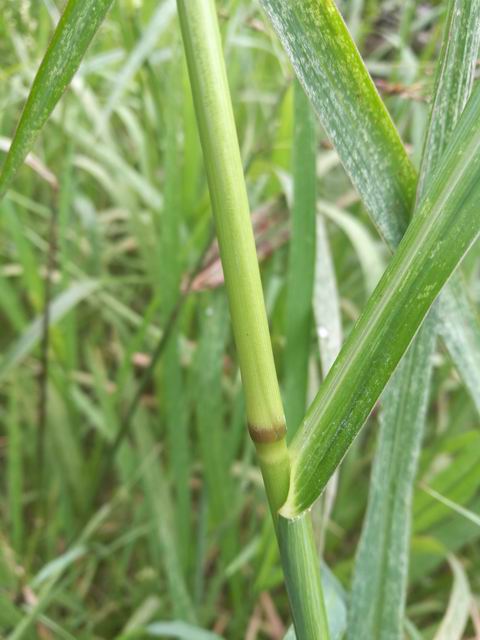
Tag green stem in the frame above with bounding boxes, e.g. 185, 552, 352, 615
177, 0, 284, 443
177, 0, 287, 503
279, 514, 330, 639
177, 1, 329, 636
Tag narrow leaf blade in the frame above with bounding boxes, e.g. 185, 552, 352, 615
284, 83, 480, 516
348, 320, 436, 638
0, 280, 99, 381
260, 0, 416, 247
433, 557, 471, 640
260, 0, 480, 414
285, 81, 317, 435
0, 0, 114, 198
348, 3, 480, 636
438, 281, 480, 414
314, 214, 342, 376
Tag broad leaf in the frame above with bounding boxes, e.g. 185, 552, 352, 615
260, 0, 416, 248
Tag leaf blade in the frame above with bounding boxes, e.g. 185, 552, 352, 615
347, 320, 436, 638
348, 2, 480, 636
0, 0, 114, 198
260, 0, 416, 247
0, 280, 99, 381
433, 557, 471, 640
284, 81, 317, 435
260, 0, 480, 414
437, 281, 480, 414
283, 82, 480, 516
314, 214, 342, 376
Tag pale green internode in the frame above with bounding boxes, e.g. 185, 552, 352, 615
177, 1, 330, 636
177, 0, 284, 437
176, 0, 289, 498
256, 440, 290, 513
177, 0, 291, 514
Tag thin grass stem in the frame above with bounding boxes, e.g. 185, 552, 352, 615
177, 1, 329, 635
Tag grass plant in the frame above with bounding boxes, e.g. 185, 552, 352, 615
0, 0, 479, 638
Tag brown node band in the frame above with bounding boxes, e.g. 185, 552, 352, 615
248, 422, 287, 443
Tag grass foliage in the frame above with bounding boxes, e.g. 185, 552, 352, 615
0, 1, 479, 638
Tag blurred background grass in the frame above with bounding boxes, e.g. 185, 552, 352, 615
0, 0, 479, 638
